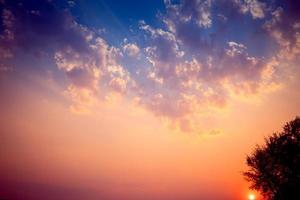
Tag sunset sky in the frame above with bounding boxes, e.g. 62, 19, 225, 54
0, 0, 300, 199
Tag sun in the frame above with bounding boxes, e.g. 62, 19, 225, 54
248, 194, 256, 200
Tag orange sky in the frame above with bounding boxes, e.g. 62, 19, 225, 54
1, 71, 299, 200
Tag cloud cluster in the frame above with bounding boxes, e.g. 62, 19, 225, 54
122, 40, 140, 57
134, 0, 284, 131
164, 0, 213, 28
234, 0, 266, 19
0, 0, 298, 132
0, 0, 132, 113
54, 30, 132, 112
264, 2, 300, 61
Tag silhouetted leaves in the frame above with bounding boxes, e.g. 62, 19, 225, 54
244, 117, 300, 200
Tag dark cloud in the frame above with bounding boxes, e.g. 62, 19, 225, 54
263, 0, 300, 60
65, 67, 95, 89
285, 0, 300, 19
0, 0, 91, 58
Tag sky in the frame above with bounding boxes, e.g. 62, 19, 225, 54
0, 0, 300, 199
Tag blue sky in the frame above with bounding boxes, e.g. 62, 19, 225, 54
68, 0, 166, 45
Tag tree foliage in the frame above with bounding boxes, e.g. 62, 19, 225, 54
244, 117, 300, 200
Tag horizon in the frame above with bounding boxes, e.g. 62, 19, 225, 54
0, 0, 300, 199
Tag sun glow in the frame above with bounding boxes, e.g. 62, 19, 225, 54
248, 194, 256, 200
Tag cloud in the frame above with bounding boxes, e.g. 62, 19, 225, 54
217, 41, 265, 81
0, 0, 92, 59
55, 37, 132, 112
162, 1, 213, 52
0, 0, 132, 114
234, 0, 266, 19
65, 85, 97, 114
123, 41, 140, 57
164, 0, 212, 28
136, 11, 282, 132
1, 0, 298, 133
140, 20, 184, 63
264, 4, 300, 61
0, 9, 14, 62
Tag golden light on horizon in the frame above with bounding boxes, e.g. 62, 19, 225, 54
248, 194, 256, 200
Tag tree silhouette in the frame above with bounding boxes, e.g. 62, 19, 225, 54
244, 117, 300, 200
